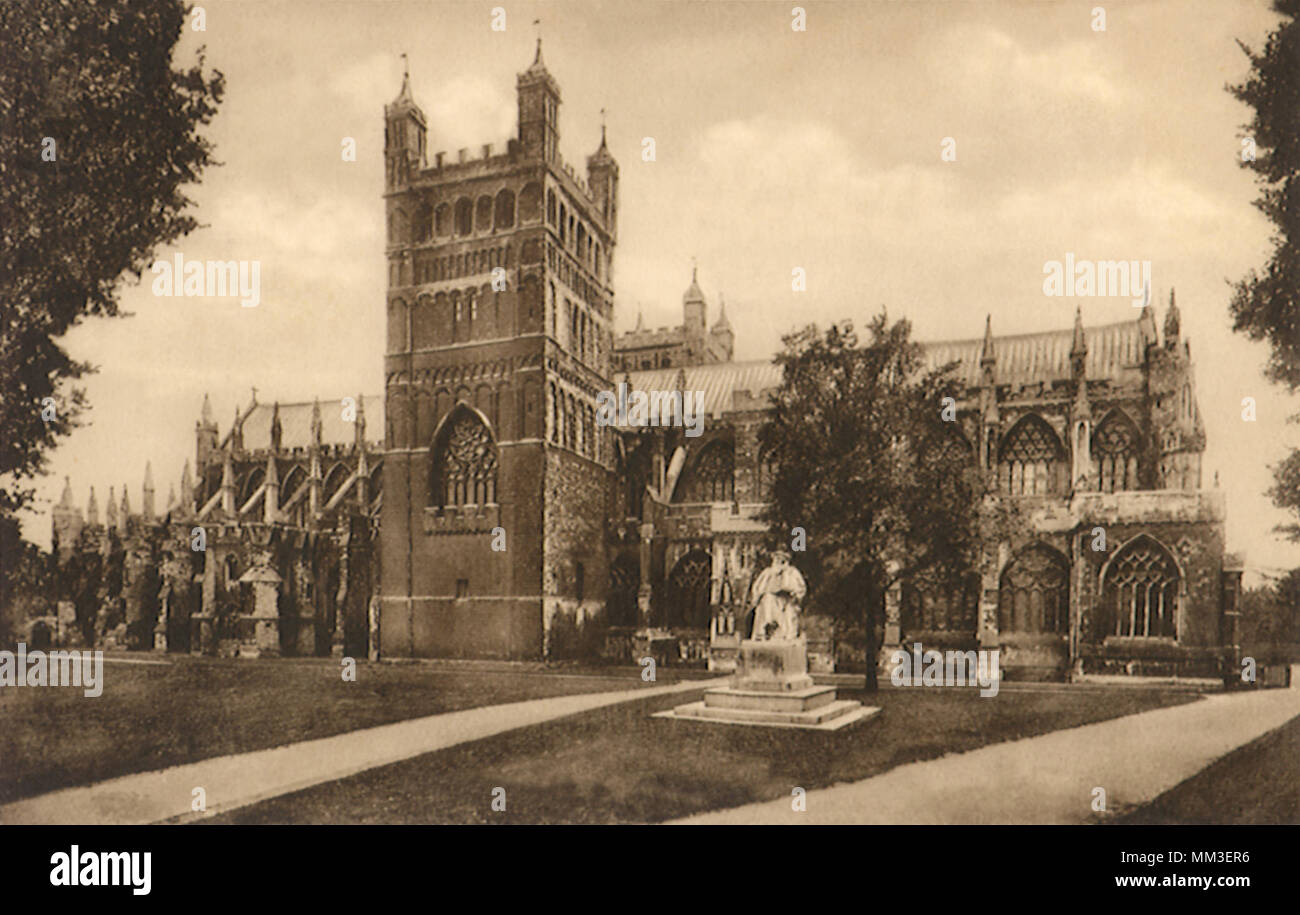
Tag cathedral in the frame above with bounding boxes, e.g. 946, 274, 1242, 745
376, 43, 1242, 681
49, 44, 1243, 682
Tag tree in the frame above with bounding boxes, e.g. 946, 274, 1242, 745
759, 313, 1012, 689
0, 0, 224, 517
1228, 0, 1300, 536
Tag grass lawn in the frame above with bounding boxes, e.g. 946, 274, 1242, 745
208, 683, 1200, 824
0, 655, 672, 805
1116, 710, 1300, 825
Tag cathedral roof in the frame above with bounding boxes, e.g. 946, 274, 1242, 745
239, 396, 384, 451
620, 359, 783, 421
922, 317, 1147, 388
617, 316, 1149, 423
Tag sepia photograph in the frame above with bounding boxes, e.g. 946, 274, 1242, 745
1, 0, 1298, 893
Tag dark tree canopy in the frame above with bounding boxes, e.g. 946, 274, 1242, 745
0, 0, 224, 517
759, 313, 1012, 686
1228, 1, 1300, 539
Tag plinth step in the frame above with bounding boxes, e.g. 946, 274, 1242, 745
703, 685, 837, 713
665, 698, 871, 728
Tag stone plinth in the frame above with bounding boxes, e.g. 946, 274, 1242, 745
657, 637, 878, 731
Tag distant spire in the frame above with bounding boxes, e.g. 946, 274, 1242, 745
979, 314, 996, 366
120, 484, 130, 519
1164, 287, 1180, 346
166, 483, 177, 512
271, 401, 283, 452
181, 459, 194, 509
201, 392, 214, 425
683, 262, 705, 304
1070, 305, 1087, 357
142, 461, 155, 520
355, 392, 367, 445
311, 397, 323, 448
635, 309, 645, 331
713, 295, 731, 331
58, 476, 74, 507
87, 487, 99, 526
106, 486, 118, 528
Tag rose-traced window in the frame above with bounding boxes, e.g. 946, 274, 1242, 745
1103, 536, 1180, 639
431, 409, 498, 507
1094, 410, 1139, 493
998, 544, 1069, 634
1000, 415, 1063, 495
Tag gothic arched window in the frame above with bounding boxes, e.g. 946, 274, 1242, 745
475, 195, 493, 233
454, 197, 473, 236
999, 415, 1063, 495
1103, 536, 1180, 639
998, 544, 1069, 634
1094, 410, 1140, 493
902, 573, 979, 636
682, 441, 735, 503
434, 203, 450, 237
666, 550, 712, 629
431, 408, 498, 507
414, 202, 432, 243
494, 189, 515, 229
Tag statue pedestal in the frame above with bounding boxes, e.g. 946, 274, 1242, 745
656, 637, 877, 731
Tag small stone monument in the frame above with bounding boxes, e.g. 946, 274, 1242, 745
657, 552, 877, 730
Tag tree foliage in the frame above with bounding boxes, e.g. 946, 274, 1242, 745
759, 313, 1013, 686
0, 0, 224, 517
1228, 0, 1300, 536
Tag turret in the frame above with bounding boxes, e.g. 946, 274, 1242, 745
384, 57, 427, 189
86, 486, 99, 527
683, 265, 707, 337
1164, 288, 1180, 349
106, 486, 118, 531
517, 39, 561, 163
711, 295, 734, 361
51, 477, 83, 556
196, 393, 218, 470
586, 118, 619, 238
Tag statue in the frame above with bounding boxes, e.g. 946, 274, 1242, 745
747, 551, 806, 641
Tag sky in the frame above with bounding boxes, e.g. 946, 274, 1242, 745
19, 0, 1300, 584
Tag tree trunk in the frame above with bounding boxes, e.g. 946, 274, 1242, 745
862, 590, 879, 693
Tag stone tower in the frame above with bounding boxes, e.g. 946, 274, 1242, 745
380, 44, 618, 658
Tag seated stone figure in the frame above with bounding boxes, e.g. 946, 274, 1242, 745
747, 551, 806, 641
